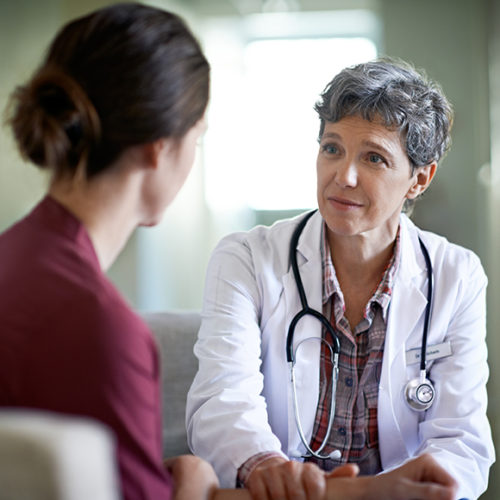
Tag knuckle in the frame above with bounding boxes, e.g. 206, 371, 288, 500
303, 462, 321, 475
283, 460, 301, 474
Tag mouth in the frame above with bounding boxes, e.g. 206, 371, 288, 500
328, 196, 363, 210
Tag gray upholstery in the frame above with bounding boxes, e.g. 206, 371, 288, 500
143, 310, 201, 457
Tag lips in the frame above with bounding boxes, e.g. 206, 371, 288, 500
328, 196, 363, 209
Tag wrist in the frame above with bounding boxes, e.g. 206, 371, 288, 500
238, 452, 286, 485
326, 475, 370, 500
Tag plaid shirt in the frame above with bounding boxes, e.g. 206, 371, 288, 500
305, 223, 400, 474
238, 222, 401, 485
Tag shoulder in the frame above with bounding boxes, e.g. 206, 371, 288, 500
402, 214, 486, 284
215, 213, 300, 249
211, 211, 319, 271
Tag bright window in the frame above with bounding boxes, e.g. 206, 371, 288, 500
202, 12, 379, 212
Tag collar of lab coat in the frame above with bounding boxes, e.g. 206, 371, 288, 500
386, 214, 430, 367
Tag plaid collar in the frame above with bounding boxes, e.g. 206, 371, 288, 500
320, 222, 401, 322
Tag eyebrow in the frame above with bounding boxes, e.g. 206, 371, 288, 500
321, 133, 397, 163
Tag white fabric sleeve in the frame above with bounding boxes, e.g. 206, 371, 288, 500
415, 251, 495, 499
186, 235, 286, 487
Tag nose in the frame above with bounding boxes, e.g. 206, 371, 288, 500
334, 158, 358, 188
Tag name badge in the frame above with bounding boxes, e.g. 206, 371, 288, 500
405, 341, 452, 365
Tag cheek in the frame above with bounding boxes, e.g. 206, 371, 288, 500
316, 159, 330, 189
179, 147, 196, 184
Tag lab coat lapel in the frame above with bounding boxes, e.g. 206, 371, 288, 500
379, 215, 429, 468
388, 216, 429, 364
283, 211, 323, 455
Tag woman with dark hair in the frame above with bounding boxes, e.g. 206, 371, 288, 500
0, 3, 244, 499
187, 58, 494, 499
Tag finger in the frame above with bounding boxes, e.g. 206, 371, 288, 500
247, 474, 273, 500
418, 454, 458, 488
249, 466, 288, 500
326, 464, 360, 479
301, 463, 327, 500
281, 461, 308, 500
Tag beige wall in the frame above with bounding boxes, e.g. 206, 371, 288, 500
0, 0, 203, 308
0, 0, 498, 495
485, 0, 500, 497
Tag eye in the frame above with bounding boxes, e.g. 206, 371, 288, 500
367, 153, 385, 165
321, 143, 339, 155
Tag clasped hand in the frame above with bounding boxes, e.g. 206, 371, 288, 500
245, 454, 458, 500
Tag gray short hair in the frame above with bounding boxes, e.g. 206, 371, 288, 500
314, 58, 453, 169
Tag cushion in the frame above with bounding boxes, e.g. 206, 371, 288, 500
0, 410, 120, 500
143, 311, 201, 457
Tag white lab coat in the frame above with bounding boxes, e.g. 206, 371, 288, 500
186, 211, 495, 498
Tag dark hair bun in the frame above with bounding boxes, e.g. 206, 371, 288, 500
8, 66, 100, 173
7, 4, 209, 178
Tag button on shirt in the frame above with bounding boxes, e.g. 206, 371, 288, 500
306, 223, 401, 475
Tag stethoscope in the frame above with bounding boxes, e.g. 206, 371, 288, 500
286, 210, 435, 461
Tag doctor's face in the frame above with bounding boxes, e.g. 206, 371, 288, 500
316, 115, 421, 242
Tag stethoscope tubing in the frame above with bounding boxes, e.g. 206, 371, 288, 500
287, 210, 340, 459
286, 210, 435, 459
290, 338, 339, 458
286, 210, 340, 364
418, 237, 433, 373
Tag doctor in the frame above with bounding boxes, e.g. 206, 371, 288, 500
186, 58, 494, 499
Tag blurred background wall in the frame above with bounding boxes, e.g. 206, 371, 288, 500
1, 0, 499, 496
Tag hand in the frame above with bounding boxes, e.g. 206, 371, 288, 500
380, 454, 458, 500
165, 454, 220, 500
246, 456, 346, 500
326, 463, 360, 480
325, 453, 458, 500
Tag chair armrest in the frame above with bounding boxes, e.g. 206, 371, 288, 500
0, 410, 121, 500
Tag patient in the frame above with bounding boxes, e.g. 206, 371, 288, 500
0, 3, 226, 499
0, 3, 457, 500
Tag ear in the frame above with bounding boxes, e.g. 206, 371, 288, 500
406, 162, 437, 200
142, 139, 171, 170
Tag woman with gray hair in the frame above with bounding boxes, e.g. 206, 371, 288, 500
187, 58, 494, 499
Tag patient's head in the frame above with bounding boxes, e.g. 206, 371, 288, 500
7, 2, 210, 179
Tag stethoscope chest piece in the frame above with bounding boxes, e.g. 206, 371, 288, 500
402, 236, 437, 412
404, 372, 435, 412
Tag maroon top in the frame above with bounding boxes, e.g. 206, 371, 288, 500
0, 196, 173, 499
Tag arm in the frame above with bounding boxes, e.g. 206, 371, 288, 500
415, 251, 494, 498
325, 454, 457, 500
37, 297, 174, 498
241, 453, 456, 500
186, 235, 287, 487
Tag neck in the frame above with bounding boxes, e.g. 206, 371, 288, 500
49, 165, 142, 271
327, 224, 399, 288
